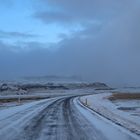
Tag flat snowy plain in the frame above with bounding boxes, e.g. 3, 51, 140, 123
0, 88, 139, 140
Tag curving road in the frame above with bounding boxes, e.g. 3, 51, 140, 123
0, 96, 138, 140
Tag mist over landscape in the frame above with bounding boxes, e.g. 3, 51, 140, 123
0, 0, 140, 86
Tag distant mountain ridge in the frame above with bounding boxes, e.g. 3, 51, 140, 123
22, 75, 83, 82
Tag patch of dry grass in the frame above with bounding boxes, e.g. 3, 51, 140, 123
108, 93, 140, 101
0, 96, 49, 103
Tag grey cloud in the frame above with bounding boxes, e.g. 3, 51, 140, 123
35, 0, 133, 25
0, 41, 52, 79
0, 30, 37, 39
0, 1, 140, 87
37, 1, 140, 86
34, 11, 75, 24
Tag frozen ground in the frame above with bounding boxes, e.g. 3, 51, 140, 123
113, 100, 140, 122
0, 83, 140, 140
0, 89, 139, 140
80, 92, 140, 136
0, 88, 94, 109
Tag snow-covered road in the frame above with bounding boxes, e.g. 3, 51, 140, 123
0, 95, 139, 140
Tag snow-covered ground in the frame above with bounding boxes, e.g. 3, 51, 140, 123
0, 97, 61, 140
0, 93, 139, 140
80, 92, 140, 136
0, 88, 94, 109
113, 100, 140, 122
75, 98, 139, 140
0, 101, 32, 110
0, 84, 140, 140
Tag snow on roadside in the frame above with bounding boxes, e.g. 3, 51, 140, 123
74, 98, 140, 140
80, 93, 140, 136
0, 97, 61, 139
0, 98, 54, 121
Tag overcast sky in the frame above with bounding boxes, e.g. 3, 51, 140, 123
0, 0, 140, 86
